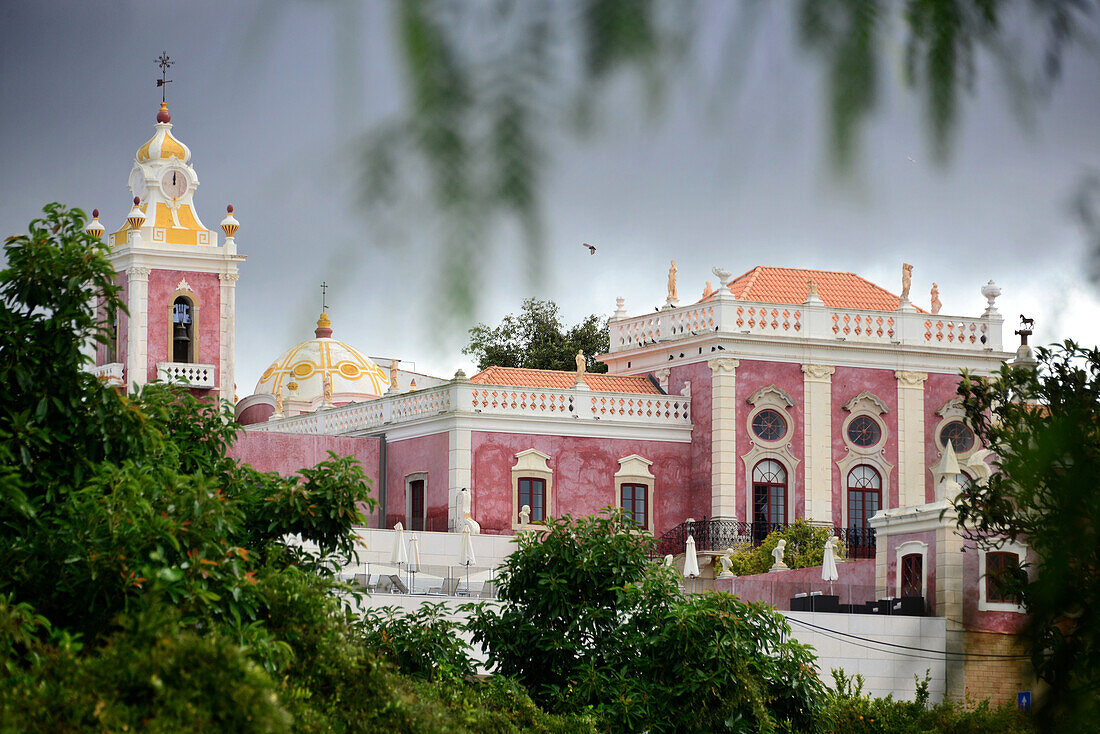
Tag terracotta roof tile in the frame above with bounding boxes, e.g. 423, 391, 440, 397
469, 366, 663, 394
700, 266, 924, 312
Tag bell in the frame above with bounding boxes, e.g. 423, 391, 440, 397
173, 321, 190, 343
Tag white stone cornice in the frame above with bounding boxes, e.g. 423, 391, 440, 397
708, 357, 739, 374
842, 390, 890, 415
895, 370, 929, 387
801, 363, 836, 381
747, 384, 795, 407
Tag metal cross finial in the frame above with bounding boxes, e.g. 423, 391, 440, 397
156, 52, 174, 103
320, 281, 328, 312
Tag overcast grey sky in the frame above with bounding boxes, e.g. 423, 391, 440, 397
2, 1, 1099, 393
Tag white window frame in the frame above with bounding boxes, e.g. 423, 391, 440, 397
615, 454, 655, 532
895, 540, 929, 599
837, 390, 892, 528
512, 449, 552, 530
742, 385, 799, 522
404, 471, 428, 531
978, 540, 1028, 613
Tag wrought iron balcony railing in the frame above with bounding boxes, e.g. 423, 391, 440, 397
654, 517, 876, 560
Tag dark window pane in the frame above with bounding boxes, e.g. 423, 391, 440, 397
751, 409, 787, 442
986, 552, 1019, 604
620, 483, 647, 527
409, 479, 425, 531
901, 553, 922, 597
939, 421, 975, 453
519, 478, 546, 522
847, 415, 882, 447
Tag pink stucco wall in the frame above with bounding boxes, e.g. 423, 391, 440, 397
962, 538, 1032, 633
229, 430, 382, 521
714, 558, 876, 609
146, 269, 221, 384
923, 372, 964, 502
885, 529, 937, 613
470, 431, 692, 536
667, 361, 712, 521
735, 360, 806, 523
831, 367, 900, 521
385, 432, 450, 531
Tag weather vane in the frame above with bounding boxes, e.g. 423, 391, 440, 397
321, 281, 328, 312
156, 52, 173, 103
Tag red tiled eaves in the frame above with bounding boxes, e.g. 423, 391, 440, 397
470, 366, 664, 394
700, 266, 926, 313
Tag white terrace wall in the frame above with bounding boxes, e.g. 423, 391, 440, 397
784, 611, 947, 703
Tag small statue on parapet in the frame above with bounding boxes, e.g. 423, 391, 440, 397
769, 539, 789, 573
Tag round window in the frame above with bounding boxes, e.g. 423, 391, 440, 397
751, 409, 787, 442
847, 415, 882, 447
939, 421, 975, 453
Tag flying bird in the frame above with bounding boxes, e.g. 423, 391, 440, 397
583, 243, 596, 255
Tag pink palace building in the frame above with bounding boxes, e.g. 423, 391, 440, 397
87, 101, 1039, 704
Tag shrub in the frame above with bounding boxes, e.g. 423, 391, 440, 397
727, 518, 842, 575
362, 602, 478, 682
468, 509, 827, 732
823, 669, 1035, 734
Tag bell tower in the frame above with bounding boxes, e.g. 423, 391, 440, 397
88, 67, 244, 403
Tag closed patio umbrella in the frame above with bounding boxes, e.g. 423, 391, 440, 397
458, 524, 476, 593
391, 522, 407, 568
407, 535, 421, 593
822, 536, 839, 595
684, 534, 700, 593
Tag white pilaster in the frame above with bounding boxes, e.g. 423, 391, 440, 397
218, 271, 239, 403
447, 427, 472, 532
708, 358, 739, 519
127, 266, 151, 390
895, 370, 929, 507
801, 364, 835, 523
448, 372, 474, 532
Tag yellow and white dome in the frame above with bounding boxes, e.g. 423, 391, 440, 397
136, 103, 191, 163
254, 313, 390, 403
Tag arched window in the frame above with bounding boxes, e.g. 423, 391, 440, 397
172, 296, 194, 363
847, 465, 881, 557
752, 460, 787, 539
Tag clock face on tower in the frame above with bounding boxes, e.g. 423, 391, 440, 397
128, 167, 147, 200
160, 168, 188, 199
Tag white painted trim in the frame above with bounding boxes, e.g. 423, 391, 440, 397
615, 454, 655, 532
512, 449, 552, 530
977, 540, 1028, 613
896, 540, 929, 599
404, 471, 428, 530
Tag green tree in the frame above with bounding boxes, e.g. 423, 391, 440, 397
0, 204, 596, 733
462, 297, 609, 373
953, 342, 1100, 732
467, 510, 826, 732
